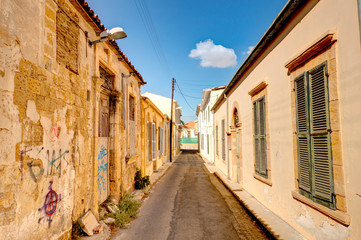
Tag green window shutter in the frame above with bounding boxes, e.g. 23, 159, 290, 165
222, 120, 225, 160
259, 98, 267, 176
309, 64, 333, 203
254, 98, 267, 177
295, 74, 312, 193
253, 101, 260, 173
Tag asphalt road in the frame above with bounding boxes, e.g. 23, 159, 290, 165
112, 151, 269, 240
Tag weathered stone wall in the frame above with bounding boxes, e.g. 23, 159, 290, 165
0, 0, 146, 238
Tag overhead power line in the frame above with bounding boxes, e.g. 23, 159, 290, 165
175, 80, 196, 112
174, 90, 202, 99
134, 0, 172, 76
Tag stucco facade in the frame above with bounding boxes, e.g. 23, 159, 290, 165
197, 87, 225, 163
213, 0, 361, 239
0, 0, 145, 239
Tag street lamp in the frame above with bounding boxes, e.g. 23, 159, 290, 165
88, 27, 127, 46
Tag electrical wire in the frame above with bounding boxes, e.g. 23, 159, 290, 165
134, 0, 172, 76
175, 80, 196, 112
174, 90, 202, 99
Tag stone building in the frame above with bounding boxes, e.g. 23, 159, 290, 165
0, 0, 144, 239
142, 92, 182, 159
141, 96, 169, 177
212, 0, 361, 239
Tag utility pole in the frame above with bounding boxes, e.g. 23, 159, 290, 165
169, 78, 175, 162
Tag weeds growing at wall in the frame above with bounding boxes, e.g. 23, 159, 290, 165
111, 194, 141, 228
134, 169, 150, 189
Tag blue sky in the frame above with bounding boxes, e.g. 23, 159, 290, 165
86, 0, 288, 122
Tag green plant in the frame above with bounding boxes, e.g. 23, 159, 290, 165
134, 169, 150, 189
71, 221, 86, 239
111, 194, 141, 228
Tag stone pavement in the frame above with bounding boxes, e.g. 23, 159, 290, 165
202, 158, 306, 240
79, 154, 179, 240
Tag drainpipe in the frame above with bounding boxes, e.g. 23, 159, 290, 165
225, 94, 230, 178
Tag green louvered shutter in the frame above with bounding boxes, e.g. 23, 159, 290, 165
309, 64, 334, 203
295, 74, 311, 193
253, 101, 260, 173
259, 98, 267, 176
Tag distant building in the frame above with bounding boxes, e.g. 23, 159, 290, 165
142, 92, 182, 158
197, 86, 225, 163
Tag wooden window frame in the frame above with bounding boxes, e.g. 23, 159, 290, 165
288, 34, 349, 225
249, 82, 271, 185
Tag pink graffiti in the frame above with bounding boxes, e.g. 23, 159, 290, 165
45, 126, 61, 142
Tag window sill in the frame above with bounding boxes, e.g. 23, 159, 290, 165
291, 191, 350, 226
253, 173, 272, 186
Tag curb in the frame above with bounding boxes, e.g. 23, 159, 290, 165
200, 155, 304, 240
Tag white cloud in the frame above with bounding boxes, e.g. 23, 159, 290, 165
189, 39, 237, 68
242, 46, 254, 55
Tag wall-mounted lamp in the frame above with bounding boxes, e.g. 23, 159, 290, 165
88, 27, 127, 46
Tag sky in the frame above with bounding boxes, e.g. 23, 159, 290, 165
86, 0, 289, 122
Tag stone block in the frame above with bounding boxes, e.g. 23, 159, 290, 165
14, 72, 28, 91
22, 123, 43, 143
336, 194, 347, 212
27, 78, 41, 95
333, 164, 346, 196
44, 44, 55, 58
13, 89, 28, 107
45, 5, 56, 20
79, 210, 99, 236
45, 17, 56, 33
18, 58, 32, 75
40, 84, 51, 98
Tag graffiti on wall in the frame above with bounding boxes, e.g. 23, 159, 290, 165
19, 147, 69, 182
44, 125, 61, 142
47, 149, 69, 176
97, 145, 108, 193
38, 181, 61, 226
20, 148, 32, 181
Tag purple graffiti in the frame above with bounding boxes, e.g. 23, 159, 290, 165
38, 181, 61, 226
20, 148, 32, 181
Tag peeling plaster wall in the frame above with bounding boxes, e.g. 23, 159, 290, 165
0, 0, 130, 238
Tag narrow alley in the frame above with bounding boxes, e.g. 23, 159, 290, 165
112, 151, 269, 240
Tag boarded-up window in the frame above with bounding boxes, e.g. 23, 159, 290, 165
129, 95, 135, 121
295, 62, 335, 209
129, 95, 136, 154
56, 9, 79, 73
253, 97, 267, 178
99, 66, 114, 91
99, 94, 109, 137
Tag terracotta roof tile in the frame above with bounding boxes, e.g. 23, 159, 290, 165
77, 0, 146, 84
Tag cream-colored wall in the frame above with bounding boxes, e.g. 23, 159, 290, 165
214, 0, 361, 239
